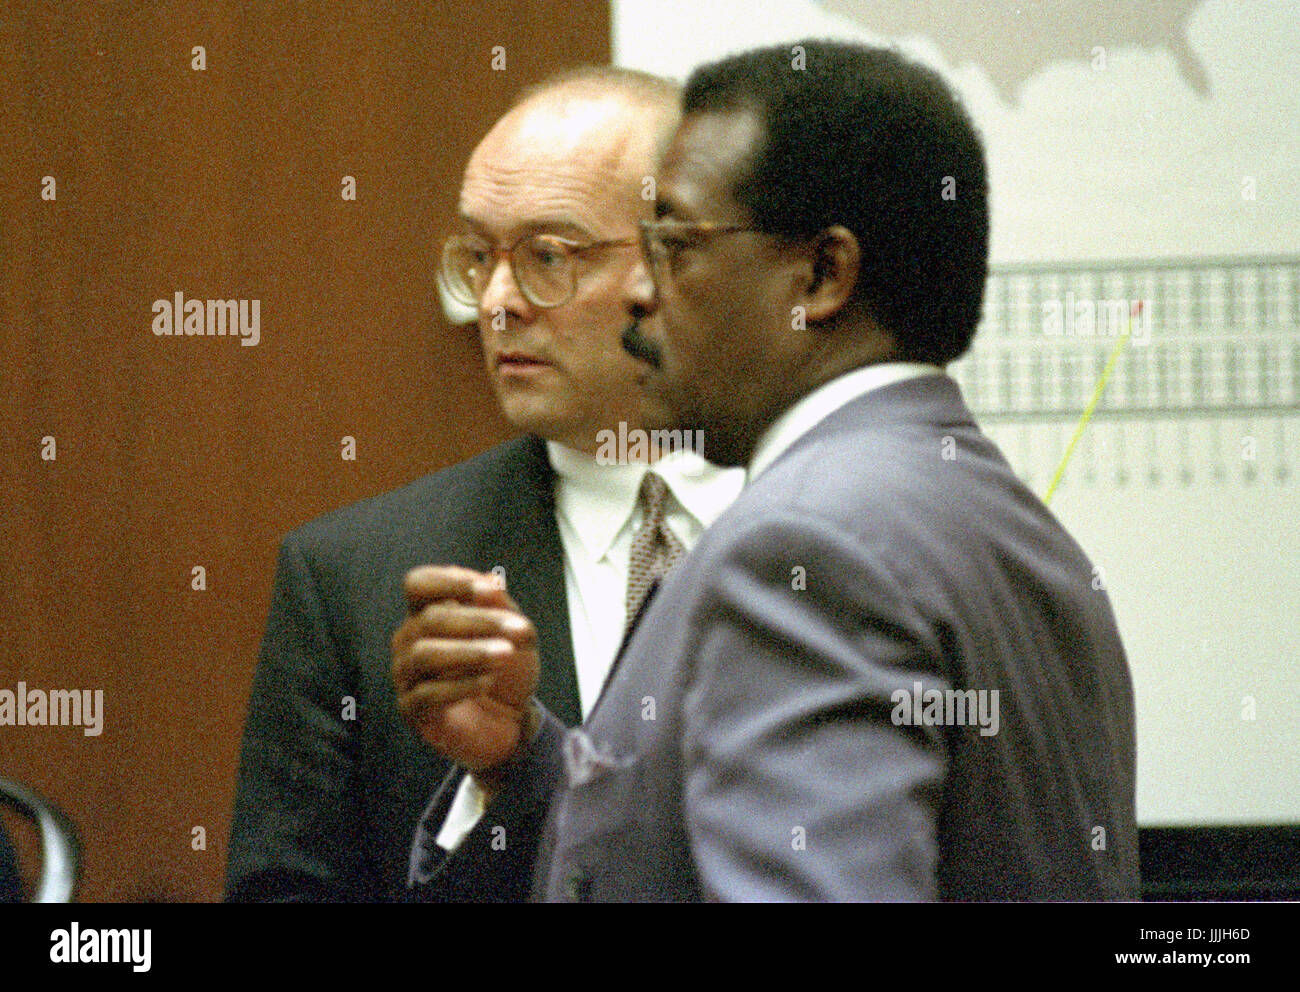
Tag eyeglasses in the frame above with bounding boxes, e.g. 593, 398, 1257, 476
442, 232, 640, 309
638, 219, 765, 285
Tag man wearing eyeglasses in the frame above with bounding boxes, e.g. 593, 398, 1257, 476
410, 41, 1138, 902
226, 67, 743, 902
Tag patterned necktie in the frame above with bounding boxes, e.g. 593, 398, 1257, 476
625, 471, 685, 628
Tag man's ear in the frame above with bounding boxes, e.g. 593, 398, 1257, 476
801, 225, 860, 324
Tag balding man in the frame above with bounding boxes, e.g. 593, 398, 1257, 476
226, 68, 743, 902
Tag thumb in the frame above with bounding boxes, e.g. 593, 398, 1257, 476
472, 570, 519, 612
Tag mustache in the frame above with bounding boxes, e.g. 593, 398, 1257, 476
621, 321, 662, 368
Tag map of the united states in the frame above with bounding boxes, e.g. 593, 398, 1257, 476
820, 0, 1208, 102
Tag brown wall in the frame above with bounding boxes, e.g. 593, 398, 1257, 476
0, 0, 609, 902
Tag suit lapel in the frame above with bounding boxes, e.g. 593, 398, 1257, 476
590, 576, 661, 714
492, 436, 582, 726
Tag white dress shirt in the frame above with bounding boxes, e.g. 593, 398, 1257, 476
435, 440, 744, 850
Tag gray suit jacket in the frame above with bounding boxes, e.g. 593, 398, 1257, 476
444, 373, 1138, 901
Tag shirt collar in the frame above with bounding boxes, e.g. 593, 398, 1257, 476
546, 440, 744, 560
747, 362, 944, 482
650, 447, 745, 535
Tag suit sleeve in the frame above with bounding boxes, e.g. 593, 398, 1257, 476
682, 512, 950, 901
225, 534, 359, 902
406, 706, 567, 902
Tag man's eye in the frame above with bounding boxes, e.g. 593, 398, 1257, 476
531, 245, 569, 268
661, 237, 696, 271
660, 236, 691, 255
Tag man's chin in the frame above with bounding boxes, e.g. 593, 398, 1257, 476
633, 373, 691, 428
633, 363, 668, 398
498, 395, 563, 438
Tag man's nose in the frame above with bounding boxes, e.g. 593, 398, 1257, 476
626, 252, 658, 318
478, 255, 531, 324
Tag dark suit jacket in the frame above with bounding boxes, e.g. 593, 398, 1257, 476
413, 374, 1140, 901
0, 819, 21, 903
226, 434, 581, 902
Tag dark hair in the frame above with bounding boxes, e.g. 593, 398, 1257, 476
682, 40, 988, 364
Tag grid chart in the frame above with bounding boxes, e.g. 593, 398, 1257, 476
949, 255, 1300, 490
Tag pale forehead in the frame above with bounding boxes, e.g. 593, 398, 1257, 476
498, 93, 633, 157
460, 93, 655, 236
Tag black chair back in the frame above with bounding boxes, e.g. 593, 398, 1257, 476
0, 778, 81, 903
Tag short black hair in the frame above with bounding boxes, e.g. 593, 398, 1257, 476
682, 40, 989, 364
